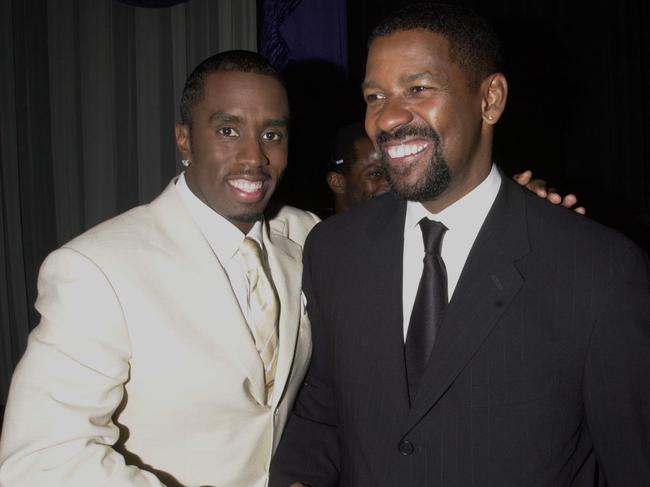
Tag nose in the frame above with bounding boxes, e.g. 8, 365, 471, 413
375, 97, 413, 135
237, 138, 268, 168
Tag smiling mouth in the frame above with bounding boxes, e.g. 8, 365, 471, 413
226, 178, 271, 203
385, 141, 429, 159
228, 179, 264, 194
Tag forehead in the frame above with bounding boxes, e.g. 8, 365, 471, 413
365, 29, 458, 85
197, 71, 289, 120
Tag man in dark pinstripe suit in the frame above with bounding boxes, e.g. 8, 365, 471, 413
271, 4, 650, 486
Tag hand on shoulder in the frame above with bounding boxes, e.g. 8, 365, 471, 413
513, 170, 586, 215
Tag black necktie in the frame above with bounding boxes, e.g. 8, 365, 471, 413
405, 218, 448, 404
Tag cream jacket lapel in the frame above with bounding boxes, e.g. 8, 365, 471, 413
148, 181, 269, 405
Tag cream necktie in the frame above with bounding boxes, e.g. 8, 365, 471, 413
237, 237, 279, 404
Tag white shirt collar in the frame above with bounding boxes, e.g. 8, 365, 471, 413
401, 164, 502, 340
175, 172, 263, 262
405, 164, 502, 238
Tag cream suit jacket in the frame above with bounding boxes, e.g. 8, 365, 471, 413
0, 181, 319, 487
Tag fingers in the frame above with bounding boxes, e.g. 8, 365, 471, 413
526, 178, 549, 199
558, 194, 586, 214
544, 187, 564, 204
573, 206, 586, 215
512, 170, 533, 186
512, 170, 585, 215
513, 171, 552, 199
561, 194, 578, 208
513, 170, 550, 198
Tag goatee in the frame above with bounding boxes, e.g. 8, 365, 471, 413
377, 124, 450, 202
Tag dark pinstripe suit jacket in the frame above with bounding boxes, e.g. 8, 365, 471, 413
270, 176, 650, 487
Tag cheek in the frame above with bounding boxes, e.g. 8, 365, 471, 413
444, 117, 481, 158
268, 148, 289, 174
364, 116, 378, 143
188, 167, 222, 196
439, 100, 481, 136
419, 103, 447, 131
368, 180, 383, 193
191, 139, 231, 170
363, 179, 378, 193
350, 180, 371, 200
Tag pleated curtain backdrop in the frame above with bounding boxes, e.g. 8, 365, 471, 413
0, 0, 257, 405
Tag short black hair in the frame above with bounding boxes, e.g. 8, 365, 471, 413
179, 50, 283, 127
328, 123, 369, 174
369, 3, 502, 87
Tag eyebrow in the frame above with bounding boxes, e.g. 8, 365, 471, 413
404, 71, 434, 83
362, 70, 449, 91
208, 111, 289, 127
361, 80, 378, 91
267, 118, 289, 128
209, 111, 241, 124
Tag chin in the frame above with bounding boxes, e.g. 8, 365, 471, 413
388, 173, 421, 194
391, 176, 449, 202
232, 212, 263, 224
234, 203, 268, 221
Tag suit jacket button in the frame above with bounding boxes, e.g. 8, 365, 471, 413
398, 439, 414, 456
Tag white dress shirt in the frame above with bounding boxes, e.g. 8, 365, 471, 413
402, 164, 502, 340
176, 173, 264, 326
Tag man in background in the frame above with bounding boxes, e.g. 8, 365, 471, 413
325, 123, 391, 214
0, 50, 318, 487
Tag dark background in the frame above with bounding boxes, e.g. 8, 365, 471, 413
277, 0, 650, 252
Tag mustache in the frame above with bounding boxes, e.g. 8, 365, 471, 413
376, 124, 440, 145
227, 168, 272, 180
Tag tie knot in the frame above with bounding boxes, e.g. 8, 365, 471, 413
419, 218, 447, 256
238, 237, 264, 272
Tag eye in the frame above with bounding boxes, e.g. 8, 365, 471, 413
262, 130, 284, 142
217, 126, 239, 137
410, 85, 430, 94
367, 167, 385, 179
364, 92, 385, 104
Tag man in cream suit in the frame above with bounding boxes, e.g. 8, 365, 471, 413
0, 50, 318, 486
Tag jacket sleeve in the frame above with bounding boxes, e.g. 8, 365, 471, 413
584, 244, 650, 484
270, 233, 340, 487
0, 247, 166, 486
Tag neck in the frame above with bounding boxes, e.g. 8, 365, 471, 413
334, 195, 348, 214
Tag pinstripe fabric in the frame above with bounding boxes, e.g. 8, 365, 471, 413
271, 176, 650, 487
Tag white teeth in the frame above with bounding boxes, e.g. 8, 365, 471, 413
387, 142, 427, 159
229, 179, 263, 193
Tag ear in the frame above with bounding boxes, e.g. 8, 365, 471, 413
175, 123, 192, 159
326, 171, 347, 195
481, 73, 508, 125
